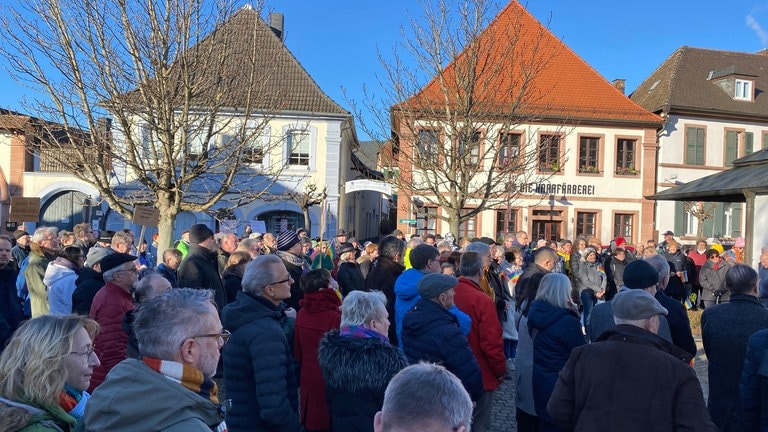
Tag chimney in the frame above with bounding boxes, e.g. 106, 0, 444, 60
269, 12, 284, 41
612, 79, 626, 95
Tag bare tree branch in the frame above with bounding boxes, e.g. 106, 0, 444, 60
349, 0, 563, 235
0, 0, 299, 259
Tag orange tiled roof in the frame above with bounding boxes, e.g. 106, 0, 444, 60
401, 1, 660, 125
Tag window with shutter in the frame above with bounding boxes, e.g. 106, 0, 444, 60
725, 130, 739, 166
745, 132, 754, 155
685, 127, 705, 165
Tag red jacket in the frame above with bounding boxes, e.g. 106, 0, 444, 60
454, 276, 506, 391
89, 281, 134, 391
294, 289, 342, 430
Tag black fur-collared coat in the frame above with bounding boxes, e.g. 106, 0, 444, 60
318, 331, 408, 432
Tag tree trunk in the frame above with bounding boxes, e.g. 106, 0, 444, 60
304, 209, 312, 236
154, 211, 178, 267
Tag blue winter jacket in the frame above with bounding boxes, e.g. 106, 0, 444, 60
527, 300, 586, 427
400, 298, 484, 401
394, 268, 471, 344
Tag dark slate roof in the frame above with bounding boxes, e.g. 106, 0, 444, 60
126, 6, 348, 116
647, 148, 768, 202
631, 47, 768, 119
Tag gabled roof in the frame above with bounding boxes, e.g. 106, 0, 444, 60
631, 47, 768, 119
401, 1, 660, 125
129, 6, 348, 116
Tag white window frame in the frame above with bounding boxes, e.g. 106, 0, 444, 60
735, 79, 753, 101
282, 124, 317, 171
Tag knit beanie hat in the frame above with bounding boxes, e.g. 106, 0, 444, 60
188, 224, 214, 244
277, 230, 300, 251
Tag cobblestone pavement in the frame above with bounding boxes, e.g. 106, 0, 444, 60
487, 336, 709, 432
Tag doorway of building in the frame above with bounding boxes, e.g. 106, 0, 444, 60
531, 208, 564, 241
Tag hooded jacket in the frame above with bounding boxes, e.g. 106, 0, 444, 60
318, 331, 408, 432
527, 300, 586, 428
44, 260, 78, 315
83, 359, 226, 431
400, 298, 484, 401
25, 245, 54, 317
576, 259, 606, 294
293, 289, 341, 431
221, 291, 299, 432
0, 397, 75, 432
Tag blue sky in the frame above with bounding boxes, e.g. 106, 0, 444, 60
3, 0, 768, 139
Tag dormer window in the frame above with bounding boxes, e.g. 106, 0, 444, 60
735, 79, 753, 101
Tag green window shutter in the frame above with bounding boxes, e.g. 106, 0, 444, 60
745, 132, 754, 155
702, 204, 716, 239
763, 132, 768, 151
712, 203, 725, 237
725, 131, 739, 166
685, 128, 699, 164
674, 201, 685, 236
732, 204, 742, 237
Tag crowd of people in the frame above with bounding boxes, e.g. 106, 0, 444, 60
1, 223, 768, 431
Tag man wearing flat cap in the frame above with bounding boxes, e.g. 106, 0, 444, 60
178, 223, 226, 311
400, 273, 483, 402
89, 252, 139, 391
547, 289, 716, 431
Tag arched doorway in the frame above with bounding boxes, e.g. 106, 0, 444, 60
39, 190, 93, 231
259, 210, 304, 235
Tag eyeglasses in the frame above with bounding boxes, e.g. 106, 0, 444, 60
269, 276, 291, 286
194, 329, 231, 345
70, 347, 96, 358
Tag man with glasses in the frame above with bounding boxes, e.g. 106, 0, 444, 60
85, 288, 230, 431
25, 226, 61, 317
222, 255, 300, 432
88, 252, 139, 391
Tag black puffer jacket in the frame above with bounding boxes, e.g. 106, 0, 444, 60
401, 298, 483, 401
178, 244, 225, 311
71, 267, 105, 315
222, 291, 299, 432
318, 331, 408, 432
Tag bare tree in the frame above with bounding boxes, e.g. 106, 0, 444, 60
351, 0, 560, 235
289, 183, 327, 236
684, 201, 718, 240
0, 0, 294, 262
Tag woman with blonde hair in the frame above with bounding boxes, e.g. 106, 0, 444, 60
0, 314, 100, 431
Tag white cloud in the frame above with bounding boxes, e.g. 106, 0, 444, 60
746, 13, 768, 46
